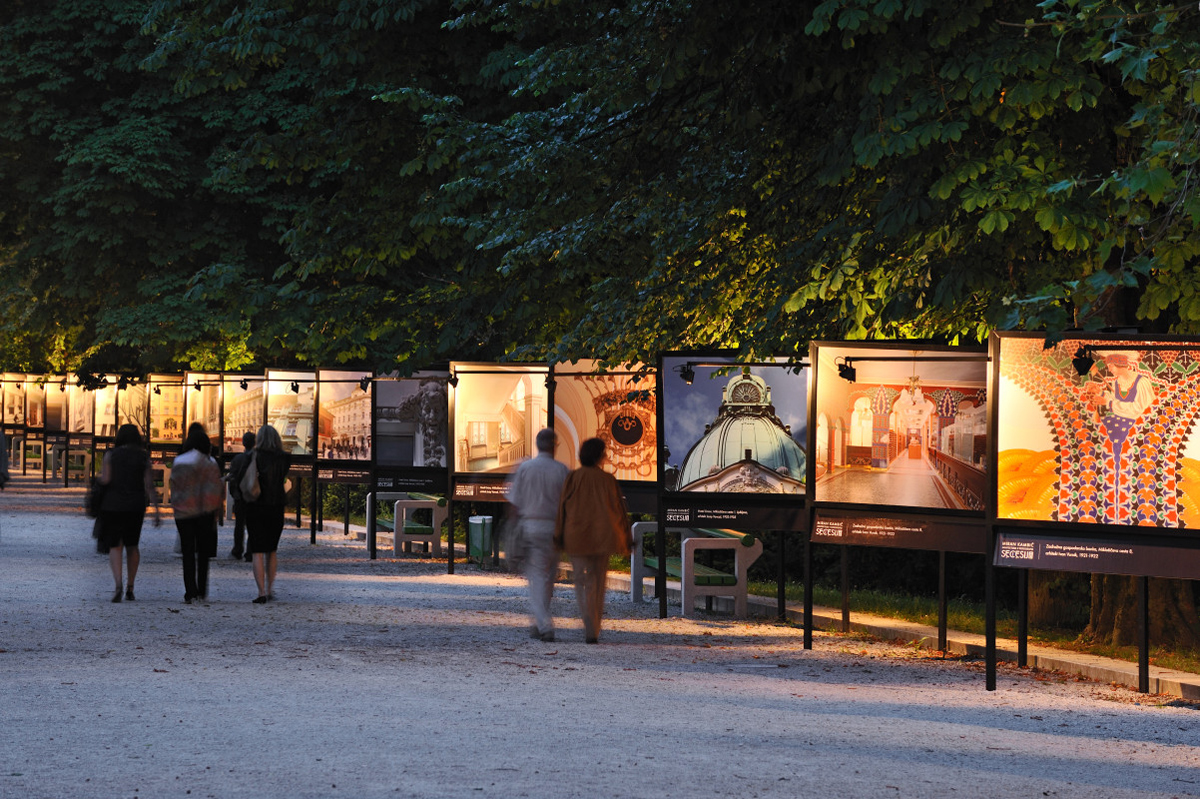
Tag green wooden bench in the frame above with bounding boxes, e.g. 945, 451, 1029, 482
630, 523, 764, 617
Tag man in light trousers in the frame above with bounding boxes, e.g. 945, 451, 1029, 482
506, 428, 568, 642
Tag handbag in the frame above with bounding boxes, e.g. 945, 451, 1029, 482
85, 479, 106, 519
238, 451, 261, 502
500, 516, 528, 572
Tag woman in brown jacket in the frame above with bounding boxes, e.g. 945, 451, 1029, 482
554, 438, 632, 643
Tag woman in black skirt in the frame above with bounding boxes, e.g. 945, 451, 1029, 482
98, 424, 158, 602
244, 424, 291, 603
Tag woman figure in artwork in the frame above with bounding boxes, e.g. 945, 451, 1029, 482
170, 423, 225, 604
98, 423, 158, 602
244, 424, 292, 603
1082, 352, 1156, 460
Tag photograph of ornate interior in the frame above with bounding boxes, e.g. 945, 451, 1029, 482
814, 345, 987, 511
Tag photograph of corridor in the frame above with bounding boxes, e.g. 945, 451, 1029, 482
813, 344, 988, 512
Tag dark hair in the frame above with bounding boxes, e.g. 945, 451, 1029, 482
114, 423, 143, 448
578, 437, 605, 467
182, 422, 211, 455
242, 431, 256, 449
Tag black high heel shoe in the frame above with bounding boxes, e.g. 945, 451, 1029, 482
125, 588, 135, 601
112, 587, 123, 603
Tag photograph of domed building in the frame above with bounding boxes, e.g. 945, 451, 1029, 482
662, 359, 807, 494
813, 344, 988, 511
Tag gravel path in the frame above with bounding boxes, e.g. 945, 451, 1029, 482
1, 489, 1198, 798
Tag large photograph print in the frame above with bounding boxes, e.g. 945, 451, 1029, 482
552, 361, 657, 481
996, 334, 1200, 529
25, 378, 44, 429
662, 355, 807, 494
223, 375, 265, 454
149, 375, 184, 444
317, 370, 371, 461
375, 373, 447, 468
67, 382, 94, 435
185, 373, 222, 449
451, 365, 548, 474
267, 371, 315, 457
813, 344, 988, 512
4, 374, 25, 426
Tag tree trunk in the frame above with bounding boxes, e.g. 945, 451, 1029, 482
1085, 575, 1200, 648
1027, 571, 1090, 629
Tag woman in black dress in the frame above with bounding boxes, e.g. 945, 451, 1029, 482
98, 424, 158, 602
244, 424, 291, 603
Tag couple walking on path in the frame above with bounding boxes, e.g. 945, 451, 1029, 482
506, 429, 633, 644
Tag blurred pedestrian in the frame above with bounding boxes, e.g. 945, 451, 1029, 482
506, 428, 569, 642
244, 424, 291, 603
226, 430, 256, 561
554, 438, 632, 644
97, 424, 158, 602
170, 423, 225, 604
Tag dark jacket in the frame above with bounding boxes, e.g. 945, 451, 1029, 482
252, 448, 291, 506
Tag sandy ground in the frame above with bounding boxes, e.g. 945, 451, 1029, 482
1, 485, 1199, 798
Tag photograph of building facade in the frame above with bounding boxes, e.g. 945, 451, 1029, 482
267, 371, 315, 456
223, 376, 265, 454
185, 373, 222, 449
814, 345, 987, 511
375, 375, 447, 468
997, 335, 1200, 528
662, 359, 807, 494
149, 376, 184, 444
452, 368, 546, 473
318, 371, 371, 460
552, 361, 656, 481
4, 375, 25, 426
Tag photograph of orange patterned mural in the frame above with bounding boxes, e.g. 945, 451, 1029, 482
996, 335, 1200, 528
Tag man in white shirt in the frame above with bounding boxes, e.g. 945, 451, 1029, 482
506, 428, 569, 642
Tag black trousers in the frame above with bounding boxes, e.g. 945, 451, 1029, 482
177, 513, 217, 599
232, 499, 247, 554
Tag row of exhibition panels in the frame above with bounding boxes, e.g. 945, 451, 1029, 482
2, 333, 1200, 574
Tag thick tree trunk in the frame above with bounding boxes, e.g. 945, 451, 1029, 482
1027, 571, 1090, 629
1085, 575, 1200, 648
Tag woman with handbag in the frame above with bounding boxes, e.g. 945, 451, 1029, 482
170, 423, 225, 604
97, 424, 158, 602
243, 424, 291, 603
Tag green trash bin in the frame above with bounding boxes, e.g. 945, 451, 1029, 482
468, 515, 493, 562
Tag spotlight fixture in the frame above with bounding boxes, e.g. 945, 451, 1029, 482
545, 375, 556, 389
290, 381, 299, 394
239, 378, 249, 391
59, 378, 67, 392
1072, 346, 1095, 377
359, 376, 371, 391
447, 374, 459, 388
836, 358, 856, 383
676, 363, 695, 385
117, 376, 128, 391
153, 385, 161, 395
193, 381, 202, 392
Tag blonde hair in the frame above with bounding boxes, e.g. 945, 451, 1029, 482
255, 424, 283, 452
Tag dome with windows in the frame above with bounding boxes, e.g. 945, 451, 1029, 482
677, 373, 806, 493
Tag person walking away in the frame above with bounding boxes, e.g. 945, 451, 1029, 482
506, 428, 569, 642
97, 424, 158, 602
554, 437, 632, 644
226, 431, 256, 561
170, 423, 225, 604
244, 424, 291, 603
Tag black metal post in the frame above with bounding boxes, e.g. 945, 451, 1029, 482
343, 483, 351, 538
366, 491, 377, 560
317, 482, 324, 532
840, 547, 850, 633
446, 501, 455, 574
776, 531, 786, 620
803, 532, 813, 649
938, 550, 947, 654
985, 527, 996, 691
1017, 568, 1028, 668
1138, 576, 1150, 694
309, 474, 318, 544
